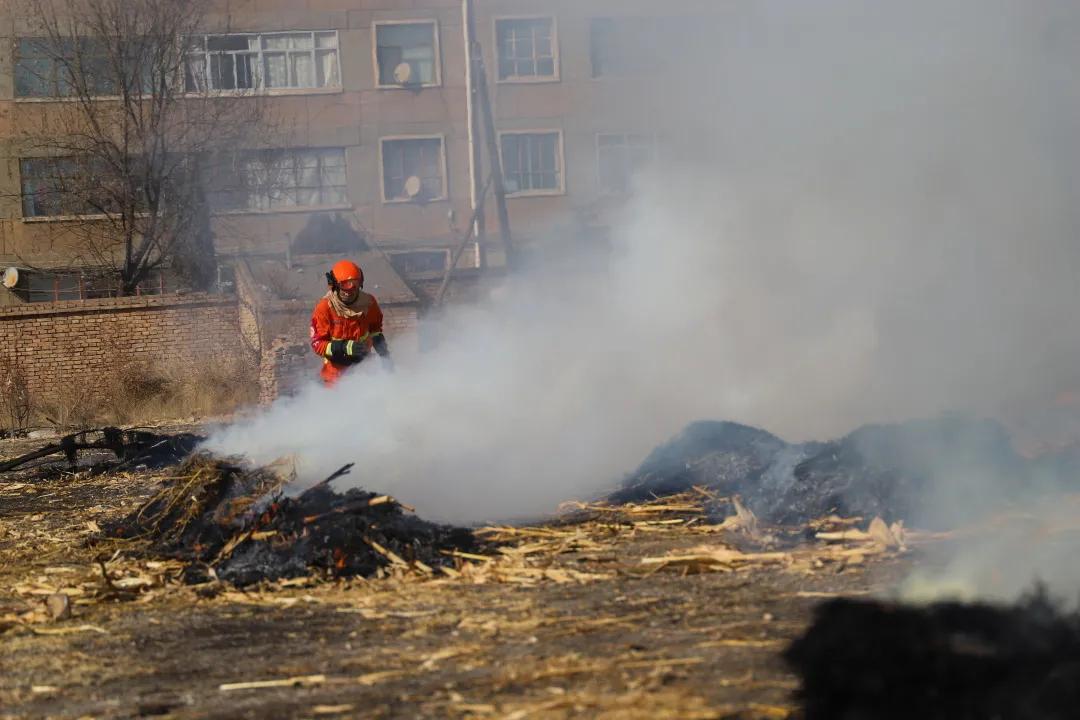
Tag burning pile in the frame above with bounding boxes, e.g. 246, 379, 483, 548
107, 454, 476, 586
785, 593, 1080, 719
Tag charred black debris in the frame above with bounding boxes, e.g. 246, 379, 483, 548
610, 416, 1065, 527
785, 591, 1080, 720
104, 454, 476, 587
0, 427, 202, 476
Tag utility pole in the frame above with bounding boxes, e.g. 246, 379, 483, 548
462, 0, 486, 269
467, 0, 516, 271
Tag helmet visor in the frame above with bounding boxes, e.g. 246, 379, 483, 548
339, 278, 360, 292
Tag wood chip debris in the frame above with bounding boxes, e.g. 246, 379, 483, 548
312, 705, 355, 715
640, 546, 791, 574
355, 670, 410, 686
816, 516, 907, 549
24, 623, 107, 636
219, 674, 327, 691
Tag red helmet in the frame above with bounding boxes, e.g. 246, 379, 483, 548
331, 260, 363, 289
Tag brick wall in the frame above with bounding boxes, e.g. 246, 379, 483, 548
0, 279, 423, 420
258, 338, 311, 405
0, 294, 247, 410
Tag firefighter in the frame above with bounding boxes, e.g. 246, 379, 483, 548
310, 260, 391, 385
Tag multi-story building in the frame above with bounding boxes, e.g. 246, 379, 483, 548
0, 0, 731, 304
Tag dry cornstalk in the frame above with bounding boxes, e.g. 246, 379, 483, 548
219, 674, 327, 692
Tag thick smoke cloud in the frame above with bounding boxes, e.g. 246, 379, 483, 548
208, 0, 1080, 535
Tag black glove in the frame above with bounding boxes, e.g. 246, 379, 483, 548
346, 340, 370, 364
327, 340, 369, 364
372, 334, 390, 358
372, 334, 393, 371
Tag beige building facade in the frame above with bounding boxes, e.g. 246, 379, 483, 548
0, 0, 732, 301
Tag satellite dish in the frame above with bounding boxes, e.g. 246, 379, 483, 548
393, 62, 413, 85
2, 267, 19, 289
403, 175, 422, 199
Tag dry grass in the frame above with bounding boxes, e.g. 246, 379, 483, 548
0, 469, 915, 720
39, 355, 258, 429
36, 382, 99, 430
0, 353, 32, 435
110, 356, 258, 424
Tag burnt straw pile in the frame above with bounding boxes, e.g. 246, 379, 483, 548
610, 416, 1063, 527
785, 593, 1080, 720
107, 454, 476, 586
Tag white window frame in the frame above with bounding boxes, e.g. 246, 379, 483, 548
595, 132, 656, 196
185, 30, 343, 96
372, 19, 442, 89
497, 129, 566, 197
493, 16, 560, 84
378, 134, 449, 205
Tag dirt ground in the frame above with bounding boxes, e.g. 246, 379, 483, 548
0, 432, 913, 720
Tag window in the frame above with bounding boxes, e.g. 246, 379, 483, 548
375, 21, 440, 87
208, 148, 348, 212
380, 137, 446, 203
495, 18, 557, 81
21, 155, 157, 218
499, 131, 563, 195
185, 31, 340, 92
19, 272, 83, 302
15, 38, 114, 97
589, 19, 616, 78
7, 270, 171, 303
22, 157, 77, 217
597, 134, 655, 194
589, 17, 667, 77
20, 157, 117, 218
390, 250, 450, 278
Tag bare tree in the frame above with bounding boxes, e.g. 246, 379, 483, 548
13, 0, 277, 294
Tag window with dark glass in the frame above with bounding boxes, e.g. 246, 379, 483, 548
500, 132, 562, 195
589, 18, 616, 78
185, 31, 340, 92
7, 269, 171, 303
589, 17, 668, 78
20, 157, 121, 217
15, 38, 114, 97
495, 18, 556, 80
390, 250, 449, 277
380, 138, 445, 202
207, 148, 347, 211
375, 22, 439, 86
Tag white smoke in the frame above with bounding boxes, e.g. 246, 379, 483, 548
208, 0, 1080, 538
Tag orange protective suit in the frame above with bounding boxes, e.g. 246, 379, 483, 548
309, 290, 385, 385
